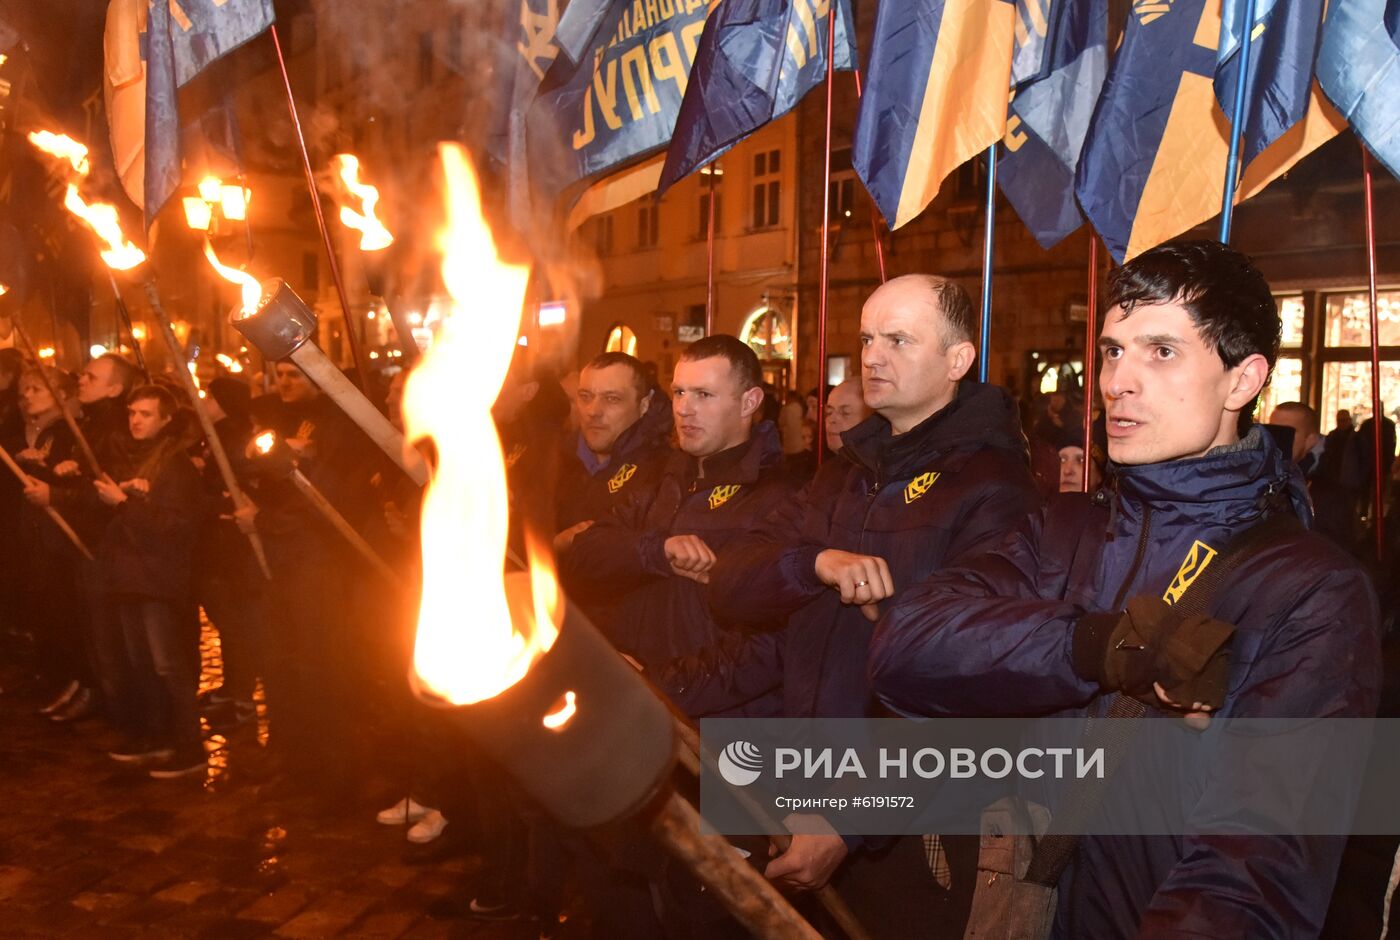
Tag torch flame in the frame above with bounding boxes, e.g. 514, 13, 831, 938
202, 241, 263, 317
334, 154, 394, 252
27, 131, 91, 176
0, 283, 8, 296
404, 143, 556, 706
63, 185, 146, 270
253, 430, 276, 455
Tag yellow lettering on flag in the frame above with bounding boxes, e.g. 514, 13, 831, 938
517, 0, 561, 81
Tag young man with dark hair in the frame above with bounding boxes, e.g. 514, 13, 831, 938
870, 241, 1381, 937
555, 351, 672, 547
95, 384, 207, 777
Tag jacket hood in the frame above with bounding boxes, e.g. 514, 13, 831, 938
841, 382, 1028, 483
1109, 425, 1311, 527
609, 393, 675, 464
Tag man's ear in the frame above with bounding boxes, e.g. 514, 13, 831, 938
638, 389, 652, 416
946, 341, 977, 383
740, 385, 764, 420
1225, 353, 1270, 413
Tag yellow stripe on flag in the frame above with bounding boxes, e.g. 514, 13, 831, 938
894, 0, 1015, 228
566, 156, 665, 231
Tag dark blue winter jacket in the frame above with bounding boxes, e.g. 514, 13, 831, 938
560, 421, 792, 718
708, 382, 1041, 718
870, 428, 1382, 939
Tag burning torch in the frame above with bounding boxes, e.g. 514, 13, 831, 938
404, 144, 818, 939
26, 129, 272, 580
333, 152, 417, 365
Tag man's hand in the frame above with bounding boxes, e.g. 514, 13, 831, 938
665, 534, 716, 584
53, 460, 80, 478
94, 478, 127, 506
554, 520, 593, 554
22, 478, 50, 507
815, 549, 894, 620
231, 500, 259, 535
15, 447, 45, 464
119, 479, 150, 496
284, 437, 315, 459
765, 815, 848, 891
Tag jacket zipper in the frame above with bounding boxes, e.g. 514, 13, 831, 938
1109, 503, 1152, 611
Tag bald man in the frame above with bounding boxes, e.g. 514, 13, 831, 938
823, 378, 872, 453
707, 275, 1040, 935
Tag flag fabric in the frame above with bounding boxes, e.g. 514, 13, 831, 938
1215, 0, 1326, 167
1076, 0, 1343, 262
1386, 0, 1400, 52
104, 0, 274, 228
1318, 0, 1400, 180
852, 0, 1017, 230
998, 0, 1108, 249
525, 0, 716, 204
657, 0, 855, 195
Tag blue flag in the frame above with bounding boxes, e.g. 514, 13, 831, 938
1387, 0, 1400, 51
657, 0, 855, 195
106, 0, 273, 228
853, 0, 1017, 229
526, 0, 715, 203
1320, 0, 1400, 180
1215, 0, 1326, 167
998, 0, 1108, 250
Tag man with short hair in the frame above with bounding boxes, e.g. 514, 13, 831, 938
1268, 401, 1323, 472
95, 385, 206, 777
555, 351, 672, 545
871, 241, 1381, 937
823, 377, 872, 453
707, 274, 1040, 933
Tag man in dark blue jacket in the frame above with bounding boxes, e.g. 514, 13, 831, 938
871, 241, 1382, 939
560, 335, 791, 719
706, 274, 1040, 934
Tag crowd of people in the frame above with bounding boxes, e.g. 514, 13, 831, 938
1, 238, 1397, 939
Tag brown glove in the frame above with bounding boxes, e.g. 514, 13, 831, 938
1073, 596, 1236, 710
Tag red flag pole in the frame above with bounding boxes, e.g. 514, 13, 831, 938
816, 6, 837, 467
851, 71, 887, 285
1361, 144, 1387, 560
269, 24, 369, 393
1083, 234, 1099, 493
706, 167, 717, 336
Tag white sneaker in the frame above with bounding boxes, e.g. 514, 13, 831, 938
406, 809, 448, 844
376, 797, 435, 826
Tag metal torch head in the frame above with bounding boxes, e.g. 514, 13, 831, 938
228, 278, 318, 361
415, 577, 677, 830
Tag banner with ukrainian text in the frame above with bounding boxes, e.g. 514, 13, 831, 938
526, 0, 717, 205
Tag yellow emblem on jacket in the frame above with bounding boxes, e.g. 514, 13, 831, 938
1163, 540, 1217, 605
903, 471, 941, 505
708, 484, 742, 510
608, 463, 638, 494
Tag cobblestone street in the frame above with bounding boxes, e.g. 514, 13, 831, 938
0, 625, 536, 939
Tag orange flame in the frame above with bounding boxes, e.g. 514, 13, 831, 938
202, 241, 263, 316
334, 154, 394, 252
63, 185, 146, 270
0, 283, 8, 296
405, 143, 556, 706
253, 430, 276, 455
27, 130, 91, 176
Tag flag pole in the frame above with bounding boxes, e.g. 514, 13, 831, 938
268, 24, 369, 393
1217, 0, 1259, 244
817, 5, 837, 467
851, 71, 887, 284
1361, 144, 1387, 560
705, 166, 717, 336
1082, 234, 1099, 493
978, 145, 998, 383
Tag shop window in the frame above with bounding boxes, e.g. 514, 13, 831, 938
740, 306, 792, 359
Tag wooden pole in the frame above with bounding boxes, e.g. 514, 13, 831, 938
0, 443, 93, 560
289, 467, 405, 590
144, 282, 273, 580
11, 323, 110, 483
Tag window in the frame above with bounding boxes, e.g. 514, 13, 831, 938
418, 32, 435, 87
1324, 291, 1400, 347
829, 176, 855, 221
302, 252, 318, 292
594, 214, 614, 255
697, 190, 723, 239
954, 157, 989, 202
605, 324, 638, 356
637, 202, 659, 248
740, 306, 793, 359
1317, 290, 1400, 430
1257, 295, 1305, 423
751, 149, 781, 229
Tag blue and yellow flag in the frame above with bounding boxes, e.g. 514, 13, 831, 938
526, 0, 717, 202
104, 0, 274, 228
1319, 0, 1400, 180
658, 0, 855, 195
999, 0, 1108, 250
1076, 0, 1343, 261
852, 0, 1017, 230
1215, 0, 1326, 166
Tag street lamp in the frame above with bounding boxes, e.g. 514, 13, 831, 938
184, 176, 252, 233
